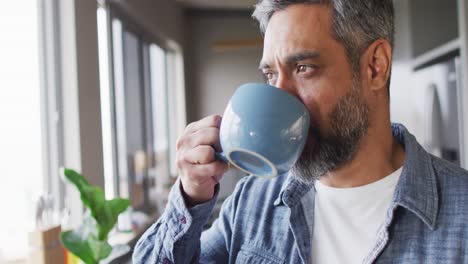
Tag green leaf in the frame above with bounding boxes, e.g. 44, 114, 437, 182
102, 198, 131, 237
60, 215, 112, 264
61, 230, 94, 264
61, 230, 110, 264
62, 168, 130, 240
100, 244, 131, 264
88, 235, 113, 261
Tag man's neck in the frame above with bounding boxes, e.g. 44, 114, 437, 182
319, 123, 406, 188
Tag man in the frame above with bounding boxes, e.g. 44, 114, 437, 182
133, 0, 468, 263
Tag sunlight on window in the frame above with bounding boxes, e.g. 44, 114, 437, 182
0, 0, 43, 260
150, 44, 169, 154
149, 44, 171, 188
97, 7, 116, 200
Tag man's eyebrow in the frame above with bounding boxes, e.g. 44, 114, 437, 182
258, 51, 321, 70
258, 61, 270, 70
285, 51, 321, 65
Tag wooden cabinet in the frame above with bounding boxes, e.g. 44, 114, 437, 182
409, 0, 459, 57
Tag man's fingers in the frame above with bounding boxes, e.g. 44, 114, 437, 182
177, 127, 222, 152
184, 115, 221, 134
212, 174, 224, 184
175, 115, 227, 205
191, 127, 222, 151
181, 162, 229, 185
183, 145, 216, 164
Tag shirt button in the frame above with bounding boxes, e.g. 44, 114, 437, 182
179, 215, 187, 224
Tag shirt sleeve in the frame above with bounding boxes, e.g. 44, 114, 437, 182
132, 179, 220, 264
199, 192, 234, 262
199, 176, 250, 263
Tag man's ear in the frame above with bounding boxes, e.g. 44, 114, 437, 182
363, 39, 392, 93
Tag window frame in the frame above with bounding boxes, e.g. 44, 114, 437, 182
99, 2, 185, 213
38, 0, 65, 210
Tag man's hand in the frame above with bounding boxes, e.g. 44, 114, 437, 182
176, 115, 229, 206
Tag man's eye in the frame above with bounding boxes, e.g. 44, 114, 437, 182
296, 65, 316, 74
262, 71, 276, 81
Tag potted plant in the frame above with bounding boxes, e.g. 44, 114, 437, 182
60, 168, 131, 264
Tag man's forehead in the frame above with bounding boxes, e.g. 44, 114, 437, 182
264, 5, 332, 44
266, 3, 331, 31
260, 4, 335, 67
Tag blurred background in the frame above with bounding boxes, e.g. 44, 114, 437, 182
0, 0, 467, 263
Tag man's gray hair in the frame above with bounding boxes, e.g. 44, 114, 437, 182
252, 0, 394, 75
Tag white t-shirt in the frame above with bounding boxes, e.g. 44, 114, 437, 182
310, 167, 402, 264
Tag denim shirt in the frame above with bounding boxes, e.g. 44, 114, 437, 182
133, 124, 468, 263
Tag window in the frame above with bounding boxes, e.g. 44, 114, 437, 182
0, 0, 43, 260
97, 5, 186, 215
149, 43, 171, 206
0, 0, 66, 260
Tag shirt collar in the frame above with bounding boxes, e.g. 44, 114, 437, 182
273, 172, 313, 207
391, 123, 439, 230
274, 123, 439, 230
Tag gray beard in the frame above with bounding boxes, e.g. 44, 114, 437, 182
291, 82, 370, 183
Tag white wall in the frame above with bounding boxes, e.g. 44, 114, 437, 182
184, 10, 264, 122
391, 0, 468, 168
458, 0, 468, 168
390, 0, 424, 141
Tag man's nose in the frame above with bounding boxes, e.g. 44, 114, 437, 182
275, 73, 298, 97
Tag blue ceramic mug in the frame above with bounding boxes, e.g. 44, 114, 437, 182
217, 83, 310, 178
